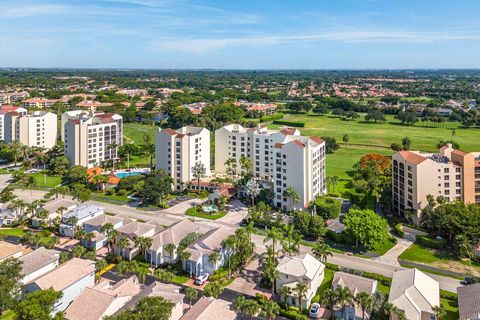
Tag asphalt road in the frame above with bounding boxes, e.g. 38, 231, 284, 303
12, 189, 462, 293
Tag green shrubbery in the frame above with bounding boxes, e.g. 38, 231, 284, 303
272, 120, 305, 127
260, 113, 284, 122
312, 196, 341, 220
279, 307, 308, 320
416, 235, 447, 249
394, 223, 405, 238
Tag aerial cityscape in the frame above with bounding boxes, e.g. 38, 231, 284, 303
1, 1, 480, 320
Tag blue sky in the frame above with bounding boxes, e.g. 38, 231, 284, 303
1, 0, 480, 69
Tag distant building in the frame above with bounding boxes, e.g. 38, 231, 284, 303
23, 98, 59, 108
0, 106, 27, 141
32, 198, 77, 228
215, 124, 326, 211
3, 110, 58, 149
24, 258, 96, 313
388, 269, 440, 320
392, 144, 480, 223
155, 126, 211, 190
64, 111, 123, 168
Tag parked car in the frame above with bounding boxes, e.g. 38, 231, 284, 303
463, 277, 480, 285
309, 303, 320, 318
195, 273, 209, 285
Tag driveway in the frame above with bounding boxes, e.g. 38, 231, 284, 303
217, 199, 248, 226
373, 233, 415, 266
163, 198, 203, 215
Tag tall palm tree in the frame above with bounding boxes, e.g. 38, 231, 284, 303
294, 281, 308, 310
118, 237, 130, 259
312, 240, 333, 262
102, 223, 117, 253
321, 288, 337, 320
432, 305, 446, 320
336, 287, 354, 320
263, 226, 283, 253
260, 299, 280, 320
141, 132, 156, 171
355, 292, 375, 320
261, 259, 279, 296
209, 250, 221, 269
278, 286, 292, 304
10, 141, 22, 167
283, 186, 300, 212
164, 243, 176, 263
135, 236, 153, 260
191, 162, 206, 192
222, 235, 236, 277
185, 287, 198, 309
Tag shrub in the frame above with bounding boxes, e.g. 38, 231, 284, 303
324, 262, 341, 271
394, 223, 404, 238
105, 188, 114, 195
416, 235, 447, 249
362, 272, 392, 286
313, 196, 341, 220
272, 120, 305, 127
279, 308, 308, 320
117, 189, 127, 196
440, 290, 457, 301
260, 113, 285, 122
325, 229, 344, 243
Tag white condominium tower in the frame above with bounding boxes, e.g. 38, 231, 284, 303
215, 124, 326, 211
64, 111, 123, 168
3, 110, 57, 149
155, 126, 211, 190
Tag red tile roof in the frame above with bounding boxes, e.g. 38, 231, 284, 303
309, 136, 324, 144
397, 151, 427, 165
164, 128, 177, 136
280, 128, 296, 135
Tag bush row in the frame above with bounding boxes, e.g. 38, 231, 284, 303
393, 223, 404, 238
260, 113, 285, 122
272, 120, 305, 127
417, 235, 447, 249
279, 308, 308, 320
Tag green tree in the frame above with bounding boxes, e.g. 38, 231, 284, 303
15, 288, 63, 320
203, 281, 223, 298
355, 291, 375, 320
336, 286, 354, 320
283, 186, 300, 211
185, 287, 198, 308
106, 296, 173, 320
343, 209, 389, 249
342, 133, 350, 148
209, 249, 221, 268
135, 236, 153, 260
245, 179, 260, 206
0, 258, 23, 313
164, 243, 176, 263
260, 299, 280, 320
141, 132, 156, 171
312, 240, 333, 262
191, 162, 207, 191
294, 281, 308, 310
321, 288, 337, 320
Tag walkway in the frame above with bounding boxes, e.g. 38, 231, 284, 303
0, 174, 12, 193
373, 232, 415, 266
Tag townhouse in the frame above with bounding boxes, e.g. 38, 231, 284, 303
215, 124, 326, 211
276, 253, 325, 309
19, 247, 59, 285
3, 110, 58, 149
183, 226, 233, 277
22, 97, 59, 108
59, 204, 104, 237
32, 198, 77, 228
81, 213, 130, 250
63, 111, 123, 168
0, 241, 25, 262
113, 219, 163, 260
155, 126, 211, 190
392, 144, 480, 223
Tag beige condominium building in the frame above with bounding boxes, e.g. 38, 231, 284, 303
64, 112, 123, 168
0, 106, 27, 141
392, 144, 480, 223
215, 124, 326, 211
3, 110, 57, 149
155, 126, 211, 191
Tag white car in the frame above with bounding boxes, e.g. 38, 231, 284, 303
309, 303, 321, 318
195, 273, 209, 285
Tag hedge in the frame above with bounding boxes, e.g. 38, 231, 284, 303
260, 113, 285, 122
325, 229, 344, 243
272, 120, 305, 127
279, 309, 308, 320
440, 290, 457, 300
393, 223, 404, 238
361, 271, 392, 287
416, 235, 447, 249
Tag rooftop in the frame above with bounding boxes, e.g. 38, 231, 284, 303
150, 219, 198, 251
63, 204, 103, 222
19, 247, 59, 277
276, 253, 325, 280
32, 258, 95, 291
457, 283, 480, 320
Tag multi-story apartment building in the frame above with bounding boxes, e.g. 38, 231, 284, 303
215, 124, 326, 211
23, 98, 59, 108
392, 144, 480, 223
0, 92, 29, 105
155, 126, 210, 190
64, 112, 123, 168
0, 106, 27, 141
3, 110, 57, 149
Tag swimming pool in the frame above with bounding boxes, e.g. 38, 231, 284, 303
115, 171, 146, 179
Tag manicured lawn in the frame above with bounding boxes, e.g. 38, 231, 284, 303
92, 192, 132, 203
123, 123, 158, 144
312, 267, 334, 303
172, 275, 190, 285
0, 310, 17, 320
369, 238, 397, 256
25, 172, 62, 188
399, 243, 448, 264
441, 295, 459, 320
0, 228, 26, 237
185, 207, 227, 220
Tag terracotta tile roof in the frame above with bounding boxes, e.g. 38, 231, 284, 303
108, 172, 120, 185
452, 149, 468, 156
33, 258, 95, 291
292, 140, 305, 148
280, 127, 296, 135
164, 128, 177, 136
397, 151, 427, 165
309, 136, 324, 144
274, 143, 284, 149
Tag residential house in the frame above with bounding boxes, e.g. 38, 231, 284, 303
19, 247, 59, 285
180, 296, 237, 320
0, 241, 25, 262
184, 227, 233, 277
113, 219, 163, 260
59, 204, 104, 237
64, 276, 142, 320
388, 269, 440, 320
24, 258, 96, 313
457, 283, 480, 320
148, 219, 198, 266
82, 214, 129, 250
0, 203, 20, 227
32, 198, 77, 227
276, 253, 325, 309
147, 282, 185, 320
332, 272, 378, 320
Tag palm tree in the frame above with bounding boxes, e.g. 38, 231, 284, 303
239, 155, 252, 176
260, 299, 280, 320
21, 175, 36, 198
135, 236, 153, 260
234, 295, 247, 319
283, 186, 300, 211
119, 143, 137, 170
261, 259, 279, 296
209, 250, 221, 269
278, 285, 292, 304
321, 288, 337, 320
263, 226, 283, 253
294, 281, 308, 310
329, 176, 339, 193
118, 237, 130, 259
382, 302, 398, 319
282, 225, 300, 256
222, 235, 236, 277
185, 287, 198, 309
355, 292, 375, 320
164, 243, 176, 263
154, 268, 175, 283
191, 162, 207, 192
245, 179, 260, 206
312, 240, 333, 262
10, 141, 22, 167
141, 132, 156, 171
102, 223, 117, 253
243, 300, 260, 320
224, 158, 238, 176
336, 286, 354, 320
96, 259, 108, 273
432, 305, 446, 320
